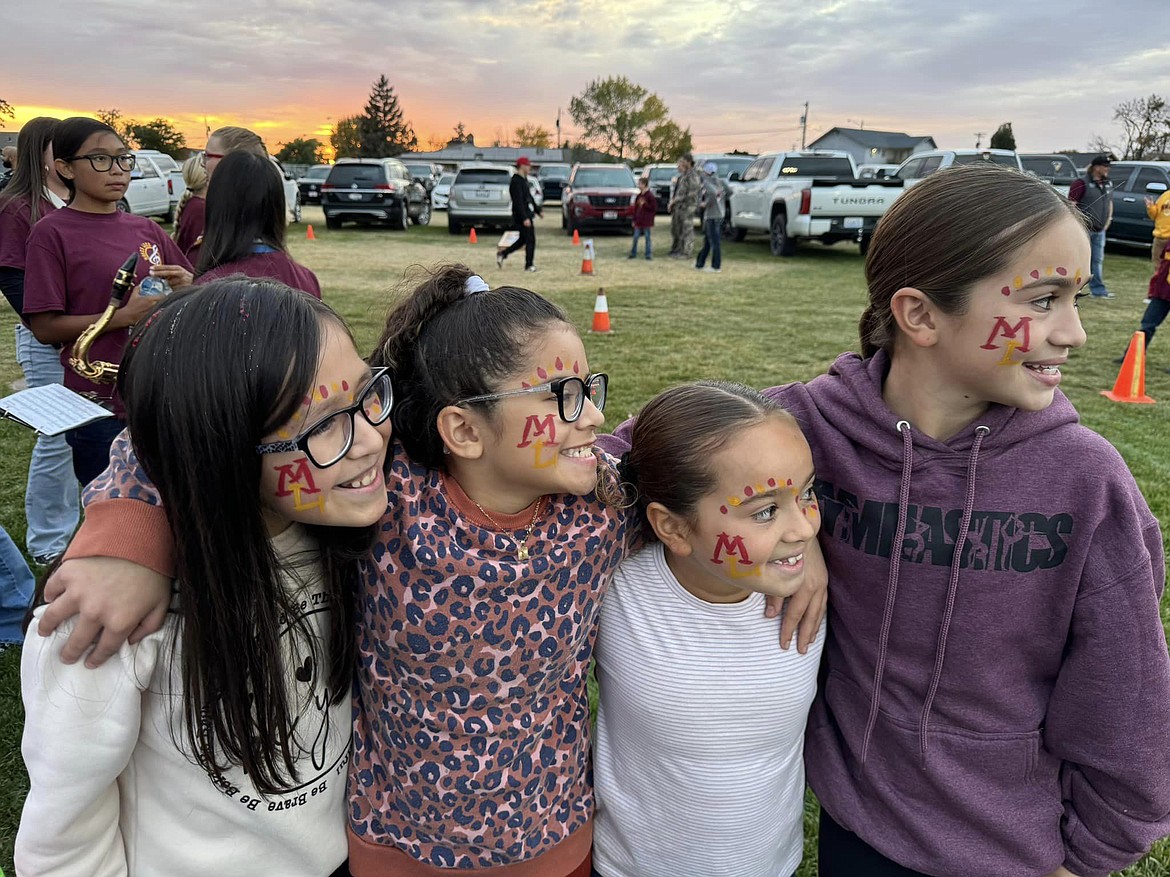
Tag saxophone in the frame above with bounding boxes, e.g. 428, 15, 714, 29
69, 252, 139, 383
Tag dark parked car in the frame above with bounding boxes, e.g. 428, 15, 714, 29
297, 164, 332, 204
1105, 162, 1169, 248
321, 158, 431, 230
561, 164, 638, 234
642, 163, 676, 214
537, 163, 571, 202
403, 161, 442, 193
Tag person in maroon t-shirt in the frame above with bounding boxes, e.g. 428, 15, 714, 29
0, 116, 80, 563
182, 126, 267, 259
194, 151, 321, 298
23, 117, 193, 486
172, 153, 208, 259
627, 176, 658, 261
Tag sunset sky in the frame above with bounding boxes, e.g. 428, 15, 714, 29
3, 0, 1164, 159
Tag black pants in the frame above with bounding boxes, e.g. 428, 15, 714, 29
502, 222, 536, 268
65, 417, 126, 488
819, 808, 931, 877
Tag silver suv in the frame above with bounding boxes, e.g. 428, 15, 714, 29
447, 164, 514, 235
321, 158, 430, 230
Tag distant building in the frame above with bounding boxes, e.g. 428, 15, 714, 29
403, 144, 566, 171
808, 127, 936, 166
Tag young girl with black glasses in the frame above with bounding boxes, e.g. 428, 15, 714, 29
17, 279, 391, 877
22, 116, 193, 486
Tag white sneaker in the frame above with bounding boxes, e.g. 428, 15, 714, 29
702, 266, 720, 273
496, 250, 505, 269
525, 265, 538, 272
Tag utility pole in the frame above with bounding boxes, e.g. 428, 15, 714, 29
800, 102, 809, 149
556, 108, 561, 150
974, 131, 984, 148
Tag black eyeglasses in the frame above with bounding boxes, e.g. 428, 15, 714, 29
457, 373, 608, 423
255, 368, 393, 468
67, 153, 137, 173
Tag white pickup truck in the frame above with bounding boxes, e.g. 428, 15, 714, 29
728, 150, 904, 256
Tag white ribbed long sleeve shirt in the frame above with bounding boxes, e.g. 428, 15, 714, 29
592, 543, 824, 877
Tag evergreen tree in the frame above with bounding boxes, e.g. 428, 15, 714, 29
358, 75, 417, 157
989, 122, 1016, 151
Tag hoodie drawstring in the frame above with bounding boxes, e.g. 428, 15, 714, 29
858, 421, 991, 771
858, 420, 914, 770
917, 424, 989, 761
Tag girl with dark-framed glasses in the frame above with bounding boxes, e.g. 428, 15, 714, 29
18, 279, 389, 877
22, 116, 193, 486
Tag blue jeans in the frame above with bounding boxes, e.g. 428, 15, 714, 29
1088, 230, 1108, 296
695, 217, 722, 269
629, 227, 652, 258
15, 324, 79, 559
0, 524, 35, 643
66, 417, 127, 488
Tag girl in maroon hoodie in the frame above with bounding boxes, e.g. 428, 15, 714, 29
627, 176, 657, 261
602, 164, 1170, 877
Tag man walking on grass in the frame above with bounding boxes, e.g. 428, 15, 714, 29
668, 153, 700, 258
497, 156, 542, 273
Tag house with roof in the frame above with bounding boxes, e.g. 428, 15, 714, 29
807, 127, 936, 166
403, 144, 566, 172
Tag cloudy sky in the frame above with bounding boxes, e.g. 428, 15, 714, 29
4, 0, 1165, 157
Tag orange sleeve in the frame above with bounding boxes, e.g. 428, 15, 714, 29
62, 499, 176, 578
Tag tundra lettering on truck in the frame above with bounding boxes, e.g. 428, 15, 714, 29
728, 150, 905, 257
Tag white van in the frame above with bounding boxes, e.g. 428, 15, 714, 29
893, 149, 1023, 187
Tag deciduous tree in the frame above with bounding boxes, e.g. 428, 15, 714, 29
124, 118, 186, 156
358, 75, 416, 157
569, 76, 677, 160
331, 116, 362, 158
514, 123, 552, 148
449, 122, 473, 145
989, 122, 1016, 151
1113, 95, 1170, 160
276, 137, 325, 165
0, 98, 13, 119
637, 120, 694, 163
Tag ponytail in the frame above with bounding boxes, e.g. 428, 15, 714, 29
373, 264, 568, 469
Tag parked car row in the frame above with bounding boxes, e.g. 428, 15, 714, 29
320, 157, 430, 230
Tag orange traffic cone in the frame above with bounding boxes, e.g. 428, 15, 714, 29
580, 239, 595, 275
469, 228, 478, 244
571, 228, 580, 246
306, 224, 316, 240
590, 287, 612, 334
1101, 331, 1155, 404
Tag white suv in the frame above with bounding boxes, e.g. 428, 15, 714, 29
893, 149, 1022, 187
447, 164, 514, 235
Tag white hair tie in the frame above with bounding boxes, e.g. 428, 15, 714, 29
465, 275, 490, 296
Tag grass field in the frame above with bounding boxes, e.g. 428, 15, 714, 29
1, 206, 1168, 875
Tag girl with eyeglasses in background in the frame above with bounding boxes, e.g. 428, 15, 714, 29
182, 125, 267, 257
22, 116, 193, 486
17, 279, 391, 877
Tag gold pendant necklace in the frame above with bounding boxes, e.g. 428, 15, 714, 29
471, 497, 544, 562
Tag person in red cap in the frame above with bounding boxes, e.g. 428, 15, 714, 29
497, 156, 542, 272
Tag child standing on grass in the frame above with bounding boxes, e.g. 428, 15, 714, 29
593, 381, 824, 877
607, 164, 1170, 877
17, 279, 392, 876
627, 176, 656, 260
22, 117, 193, 487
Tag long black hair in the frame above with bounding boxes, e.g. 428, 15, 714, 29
0, 116, 59, 223
119, 278, 370, 795
195, 150, 286, 276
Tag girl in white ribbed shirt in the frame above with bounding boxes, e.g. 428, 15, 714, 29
593, 381, 826, 877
